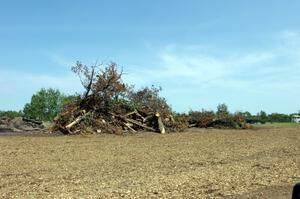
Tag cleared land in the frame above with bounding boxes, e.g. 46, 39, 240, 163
0, 126, 299, 198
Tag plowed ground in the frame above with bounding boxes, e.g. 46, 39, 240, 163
0, 126, 299, 198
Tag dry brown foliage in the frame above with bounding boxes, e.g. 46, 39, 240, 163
53, 62, 182, 135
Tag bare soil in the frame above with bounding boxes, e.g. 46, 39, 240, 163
0, 126, 299, 198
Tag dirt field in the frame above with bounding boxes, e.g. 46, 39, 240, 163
0, 126, 299, 198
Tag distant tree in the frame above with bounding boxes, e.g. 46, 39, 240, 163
23, 88, 74, 121
237, 111, 261, 124
216, 103, 229, 117
268, 113, 290, 123
258, 110, 268, 124
243, 111, 252, 119
0, 110, 23, 118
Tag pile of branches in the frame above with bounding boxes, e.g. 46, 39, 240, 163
187, 110, 250, 129
0, 116, 45, 132
52, 61, 251, 135
52, 62, 182, 135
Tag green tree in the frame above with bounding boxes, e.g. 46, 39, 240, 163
23, 88, 73, 121
0, 110, 23, 118
216, 103, 229, 117
243, 111, 252, 119
268, 113, 290, 123
258, 110, 268, 124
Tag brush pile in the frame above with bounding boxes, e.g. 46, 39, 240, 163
52, 61, 250, 135
0, 116, 46, 132
187, 110, 249, 129
52, 62, 182, 135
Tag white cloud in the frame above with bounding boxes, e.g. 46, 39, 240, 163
126, 31, 300, 92
121, 31, 300, 113
49, 54, 74, 68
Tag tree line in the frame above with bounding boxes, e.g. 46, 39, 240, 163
0, 88, 296, 124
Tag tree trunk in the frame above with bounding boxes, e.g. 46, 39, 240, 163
157, 115, 166, 134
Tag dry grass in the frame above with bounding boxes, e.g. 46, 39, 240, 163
0, 126, 299, 198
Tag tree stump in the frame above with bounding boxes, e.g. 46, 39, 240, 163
155, 112, 166, 134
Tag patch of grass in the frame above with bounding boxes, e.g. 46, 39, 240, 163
253, 122, 300, 128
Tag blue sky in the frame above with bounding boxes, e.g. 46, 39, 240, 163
1, 0, 300, 114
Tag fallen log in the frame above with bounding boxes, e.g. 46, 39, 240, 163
155, 112, 166, 134
125, 110, 137, 117
143, 115, 153, 123
66, 117, 83, 129
125, 118, 156, 132
109, 112, 156, 132
65, 111, 90, 130
188, 123, 197, 128
22, 117, 42, 125
123, 122, 137, 132
122, 117, 156, 132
